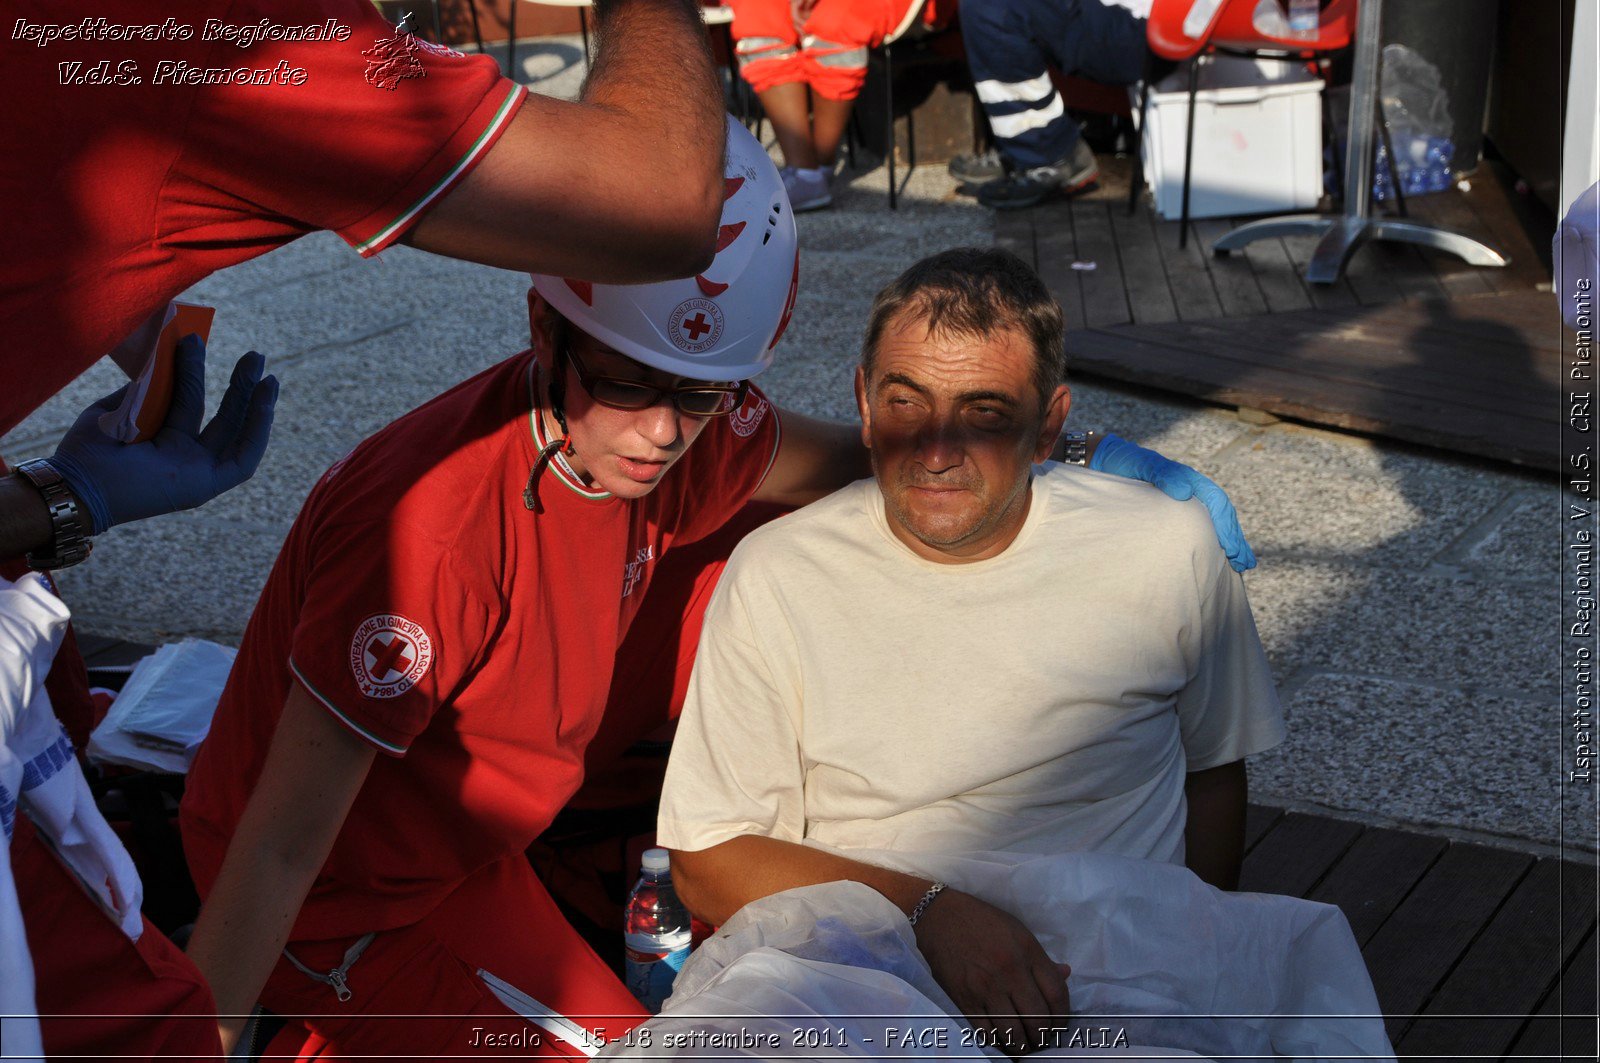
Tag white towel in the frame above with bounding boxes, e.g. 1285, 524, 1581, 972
1, 573, 144, 939
0, 572, 72, 1063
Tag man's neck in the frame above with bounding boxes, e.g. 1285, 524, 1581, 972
885, 474, 1035, 565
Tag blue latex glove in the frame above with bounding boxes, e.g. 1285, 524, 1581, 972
48, 335, 279, 535
1089, 433, 1256, 572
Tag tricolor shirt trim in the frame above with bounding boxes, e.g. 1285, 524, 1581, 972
528, 398, 611, 501
347, 81, 526, 258
290, 658, 409, 756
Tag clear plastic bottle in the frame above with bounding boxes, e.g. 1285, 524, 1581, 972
623, 848, 692, 1013
1287, 0, 1320, 37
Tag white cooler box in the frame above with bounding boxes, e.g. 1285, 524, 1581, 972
1133, 55, 1324, 221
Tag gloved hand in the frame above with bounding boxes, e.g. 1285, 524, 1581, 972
1089, 433, 1257, 572
47, 334, 278, 535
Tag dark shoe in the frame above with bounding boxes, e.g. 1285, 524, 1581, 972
948, 147, 1007, 184
976, 139, 1100, 211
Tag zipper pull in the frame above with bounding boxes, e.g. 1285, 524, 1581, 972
327, 967, 353, 1003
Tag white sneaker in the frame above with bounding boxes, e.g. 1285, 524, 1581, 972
781, 165, 833, 212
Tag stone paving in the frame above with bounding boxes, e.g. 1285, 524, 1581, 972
1, 41, 1578, 856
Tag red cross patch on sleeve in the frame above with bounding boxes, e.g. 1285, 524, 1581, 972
349, 614, 435, 698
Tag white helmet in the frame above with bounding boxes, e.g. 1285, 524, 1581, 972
530, 114, 799, 382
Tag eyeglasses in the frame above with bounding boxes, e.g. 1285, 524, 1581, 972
562, 341, 748, 419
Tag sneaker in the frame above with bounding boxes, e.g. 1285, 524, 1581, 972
976, 138, 1099, 211
781, 165, 833, 212
948, 147, 1006, 184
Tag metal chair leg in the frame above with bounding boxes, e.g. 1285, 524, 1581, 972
1375, 94, 1407, 218
886, 42, 897, 211
1179, 54, 1201, 249
466, 0, 487, 60
1128, 52, 1153, 216
507, 1, 518, 78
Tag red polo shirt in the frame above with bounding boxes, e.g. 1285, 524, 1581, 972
0, 0, 523, 435
181, 338, 781, 941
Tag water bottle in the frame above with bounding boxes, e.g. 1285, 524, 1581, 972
1287, 0, 1319, 37
623, 848, 692, 1013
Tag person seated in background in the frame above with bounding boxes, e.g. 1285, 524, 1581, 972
725, 0, 925, 210
950, 0, 1163, 209
658, 247, 1292, 1048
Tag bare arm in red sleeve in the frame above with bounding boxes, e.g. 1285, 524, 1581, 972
185, 684, 376, 1055
407, 0, 727, 281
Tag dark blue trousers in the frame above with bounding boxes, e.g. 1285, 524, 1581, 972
961, 0, 1149, 168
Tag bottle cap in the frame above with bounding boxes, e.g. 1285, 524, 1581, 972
641, 848, 670, 872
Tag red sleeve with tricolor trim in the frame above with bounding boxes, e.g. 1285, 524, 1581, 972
655, 384, 783, 547
287, 517, 498, 755
167, 0, 524, 258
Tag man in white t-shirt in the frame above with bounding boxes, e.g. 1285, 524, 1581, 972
657, 246, 1287, 1052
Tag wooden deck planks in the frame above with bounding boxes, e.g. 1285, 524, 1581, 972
1004, 163, 1555, 470
1359, 844, 1535, 1042
1106, 199, 1179, 324
1307, 827, 1448, 947
1191, 218, 1271, 318
1149, 216, 1225, 321
1398, 857, 1598, 1058
1061, 291, 1565, 470
1032, 202, 1087, 331
1213, 229, 1316, 314
1069, 202, 1133, 328
1243, 802, 1284, 853
1126, 312, 1558, 419
1406, 189, 1503, 299
1507, 928, 1599, 1062
1238, 811, 1363, 897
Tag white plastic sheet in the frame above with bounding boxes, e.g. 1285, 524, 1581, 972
87, 638, 236, 774
1556, 180, 1599, 331
605, 850, 1393, 1063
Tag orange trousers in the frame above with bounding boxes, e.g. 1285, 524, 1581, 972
726, 0, 917, 100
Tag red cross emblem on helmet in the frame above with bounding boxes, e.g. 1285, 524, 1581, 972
668, 297, 726, 354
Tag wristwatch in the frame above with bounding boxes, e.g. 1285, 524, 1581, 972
1058, 430, 1100, 466
14, 459, 92, 570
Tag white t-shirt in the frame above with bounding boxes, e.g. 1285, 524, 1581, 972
658, 463, 1285, 866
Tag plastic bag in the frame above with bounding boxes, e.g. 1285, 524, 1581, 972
1556, 181, 1599, 330
87, 638, 237, 774
607, 849, 1395, 1063
1376, 44, 1455, 199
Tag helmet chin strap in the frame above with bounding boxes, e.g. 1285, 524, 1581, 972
524, 344, 576, 513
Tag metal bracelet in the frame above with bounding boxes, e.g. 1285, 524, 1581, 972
907, 881, 947, 927
1059, 430, 1097, 466
14, 459, 92, 570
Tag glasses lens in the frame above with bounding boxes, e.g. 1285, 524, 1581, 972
590, 379, 661, 410
677, 387, 745, 417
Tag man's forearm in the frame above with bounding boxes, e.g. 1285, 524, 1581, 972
1183, 760, 1248, 890
402, 0, 727, 279
0, 475, 58, 560
671, 835, 933, 926
587, 0, 725, 200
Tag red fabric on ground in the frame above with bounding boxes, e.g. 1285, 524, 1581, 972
12, 816, 220, 1062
